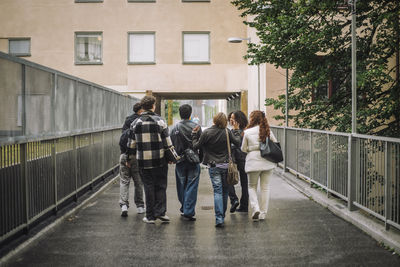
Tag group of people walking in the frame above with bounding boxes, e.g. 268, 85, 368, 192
118, 95, 278, 227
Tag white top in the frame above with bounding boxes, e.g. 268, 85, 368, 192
241, 125, 277, 173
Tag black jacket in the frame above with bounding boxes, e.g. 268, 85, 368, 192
122, 113, 140, 132
170, 119, 202, 160
231, 128, 247, 163
192, 125, 241, 165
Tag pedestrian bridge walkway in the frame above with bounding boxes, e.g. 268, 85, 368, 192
2, 166, 400, 266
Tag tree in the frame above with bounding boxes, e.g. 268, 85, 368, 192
231, 0, 400, 137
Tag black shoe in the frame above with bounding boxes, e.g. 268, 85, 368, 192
182, 214, 196, 221
215, 222, 224, 228
236, 207, 248, 212
230, 200, 239, 213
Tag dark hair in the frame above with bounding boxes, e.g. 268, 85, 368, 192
232, 110, 248, 130
213, 112, 227, 129
227, 112, 233, 121
179, 104, 192, 120
246, 110, 270, 142
140, 95, 156, 111
133, 102, 142, 113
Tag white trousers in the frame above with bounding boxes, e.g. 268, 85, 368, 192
247, 170, 272, 215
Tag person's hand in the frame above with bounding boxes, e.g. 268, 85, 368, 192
192, 125, 200, 133
125, 162, 131, 168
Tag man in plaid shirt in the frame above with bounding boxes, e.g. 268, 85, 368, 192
130, 95, 173, 224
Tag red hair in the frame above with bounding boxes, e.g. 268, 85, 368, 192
246, 111, 270, 142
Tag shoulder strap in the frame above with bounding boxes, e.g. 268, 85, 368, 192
225, 128, 232, 159
178, 122, 192, 149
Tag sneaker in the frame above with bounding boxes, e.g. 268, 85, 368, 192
182, 214, 196, 221
259, 213, 266, 220
230, 200, 239, 213
215, 222, 224, 228
137, 207, 146, 214
156, 215, 170, 222
252, 211, 260, 221
142, 217, 155, 224
121, 205, 128, 217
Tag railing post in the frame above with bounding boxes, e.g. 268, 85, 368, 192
20, 143, 29, 233
73, 136, 78, 202
283, 127, 288, 173
295, 130, 298, 175
385, 141, 392, 230
348, 135, 358, 211
327, 134, 331, 197
52, 139, 58, 213
310, 131, 313, 185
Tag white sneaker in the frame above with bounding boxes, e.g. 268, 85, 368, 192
259, 212, 266, 220
121, 205, 128, 217
137, 207, 146, 214
252, 211, 260, 221
143, 217, 155, 224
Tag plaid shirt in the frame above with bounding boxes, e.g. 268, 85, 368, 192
130, 111, 172, 169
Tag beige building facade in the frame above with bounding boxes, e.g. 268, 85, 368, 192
0, 0, 287, 122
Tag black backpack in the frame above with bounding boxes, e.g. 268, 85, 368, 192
119, 128, 135, 155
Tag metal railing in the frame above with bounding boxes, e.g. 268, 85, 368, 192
271, 126, 400, 231
0, 52, 138, 243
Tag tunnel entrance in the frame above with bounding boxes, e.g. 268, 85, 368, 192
151, 91, 247, 127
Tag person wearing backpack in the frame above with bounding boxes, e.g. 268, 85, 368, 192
119, 102, 145, 217
170, 104, 202, 221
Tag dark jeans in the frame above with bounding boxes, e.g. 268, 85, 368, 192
228, 160, 248, 209
139, 165, 168, 220
175, 161, 201, 217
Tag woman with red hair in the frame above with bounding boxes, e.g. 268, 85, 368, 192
241, 111, 277, 221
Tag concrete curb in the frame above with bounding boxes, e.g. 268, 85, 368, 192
276, 169, 400, 255
0, 174, 120, 265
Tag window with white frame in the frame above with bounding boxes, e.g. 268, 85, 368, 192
75, 32, 103, 64
128, 32, 155, 64
9, 38, 31, 57
183, 32, 210, 64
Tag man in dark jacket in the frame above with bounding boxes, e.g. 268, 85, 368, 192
170, 104, 202, 221
119, 102, 145, 217
122, 102, 143, 131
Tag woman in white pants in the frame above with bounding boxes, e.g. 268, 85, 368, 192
241, 110, 277, 221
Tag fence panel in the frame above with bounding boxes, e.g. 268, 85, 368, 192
56, 137, 76, 201
390, 143, 400, 226
329, 135, 349, 198
25, 66, 53, 137
27, 141, 54, 219
298, 131, 311, 178
312, 133, 328, 186
77, 134, 92, 187
55, 76, 75, 134
0, 58, 23, 139
356, 139, 386, 217
286, 129, 297, 171
0, 144, 25, 237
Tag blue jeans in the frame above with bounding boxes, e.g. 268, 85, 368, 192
208, 167, 229, 225
175, 161, 201, 217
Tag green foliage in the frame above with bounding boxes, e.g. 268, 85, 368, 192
231, 0, 400, 137
165, 101, 180, 119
